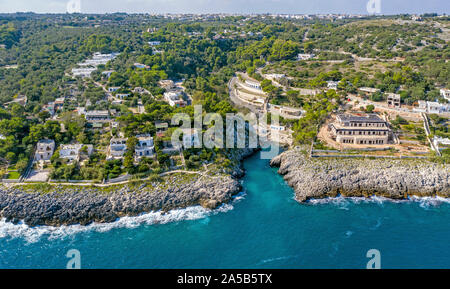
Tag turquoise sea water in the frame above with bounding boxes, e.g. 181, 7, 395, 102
0, 151, 449, 269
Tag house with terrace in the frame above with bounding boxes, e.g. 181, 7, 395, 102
59, 144, 94, 163
134, 134, 155, 161
107, 138, 128, 160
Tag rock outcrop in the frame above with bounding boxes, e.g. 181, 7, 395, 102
270, 148, 450, 202
0, 174, 241, 227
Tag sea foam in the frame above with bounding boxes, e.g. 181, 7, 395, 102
0, 191, 246, 243
307, 195, 450, 208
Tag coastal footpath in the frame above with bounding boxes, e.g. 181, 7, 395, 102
0, 149, 255, 227
270, 148, 450, 202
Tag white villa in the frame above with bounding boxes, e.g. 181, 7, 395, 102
433, 136, 450, 152
72, 67, 97, 78
440, 89, 450, 101
414, 101, 450, 114
244, 80, 262, 90
34, 139, 55, 162
59, 144, 94, 162
108, 138, 128, 160
134, 134, 155, 161
297, 53, 315, 60
164, 91, 186, 107
327, 81, 339, 90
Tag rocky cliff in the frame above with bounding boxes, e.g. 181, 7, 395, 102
0, 174, 241, 227
270, 148, 449, 202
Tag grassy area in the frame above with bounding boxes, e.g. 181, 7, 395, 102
7, 171, 20, 179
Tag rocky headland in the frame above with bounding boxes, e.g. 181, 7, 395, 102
270, 148, 449, 202
0, 148, 256, 227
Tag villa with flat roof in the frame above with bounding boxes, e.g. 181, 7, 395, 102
134, 134, 155, 161
107, 138, 128, 160
59, 144, 94, 163
329, 113, 391, 145
85, 110, 111, 123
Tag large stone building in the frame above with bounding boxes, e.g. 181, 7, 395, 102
329, 113, 391, 145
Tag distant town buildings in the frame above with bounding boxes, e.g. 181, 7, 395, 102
34, 139, 56, 162
329, 113, 391, 145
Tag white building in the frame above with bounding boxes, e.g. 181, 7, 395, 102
72, 67, 97, 78
327, 81, 339, 90
297, 53, 315, 60
413, 101, 450, 114
164, 91, 186, 107
85, 110, 111, 123
440, 89, 450, 101
148, 41, 161, 46
108, 138, 128, 160
116, 93, 130, 100
35, 139, 55, 162
134, 134, 155, 161
245, 80, 262, 90
265, 74, 285, 81
359, 87, 380, 94
108, 87, 120, 93
59, 144, 94, 162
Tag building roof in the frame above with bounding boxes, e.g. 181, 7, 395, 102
337, 113, 385, 123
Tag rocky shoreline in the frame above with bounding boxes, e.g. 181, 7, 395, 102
0, 148, 256, 227
270, 148, 449, 202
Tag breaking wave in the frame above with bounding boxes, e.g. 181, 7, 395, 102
0, 191, 246, 243
307, 195, 450, 208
